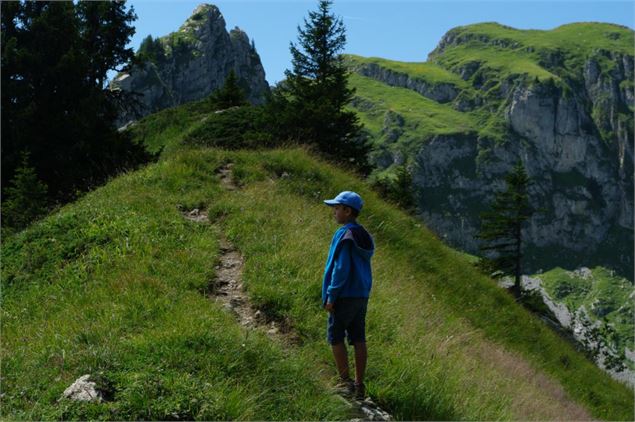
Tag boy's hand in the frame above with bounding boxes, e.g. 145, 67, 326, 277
324, 302, 334, 313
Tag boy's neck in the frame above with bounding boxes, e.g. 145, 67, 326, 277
342, 218, 357, 225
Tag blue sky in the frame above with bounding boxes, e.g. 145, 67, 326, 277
119, 0, 635, 85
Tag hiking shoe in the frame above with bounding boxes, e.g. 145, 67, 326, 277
334, 376, 355, 397
354, 382, 366, 400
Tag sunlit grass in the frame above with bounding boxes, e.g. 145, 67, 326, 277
2, 146, 633, 420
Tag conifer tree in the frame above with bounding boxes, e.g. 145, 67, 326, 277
137, 35, 165, 64
1, 0, 149, 212
209, 69, 248, 109
272, 0, 370, 171
476, 160, 534, 298
1, 151, 48, 232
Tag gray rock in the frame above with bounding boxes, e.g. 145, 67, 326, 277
62, 375, 103, 402
109, 4, 269, 126
353, 62, 459, 103
408, 59, 633, 278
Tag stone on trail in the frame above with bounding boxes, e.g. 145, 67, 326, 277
62, 375, 103, 402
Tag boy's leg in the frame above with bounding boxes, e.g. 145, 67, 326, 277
352, 341, 367, 385
327, 304, 351, 380
331, 342, 350, 379
346, 298, 369, 393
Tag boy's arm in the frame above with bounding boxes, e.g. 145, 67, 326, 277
326, 240, 353, 304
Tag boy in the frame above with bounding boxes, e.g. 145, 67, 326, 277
322, 190, 375, 400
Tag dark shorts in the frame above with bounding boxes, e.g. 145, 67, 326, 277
326, 297, 368, 345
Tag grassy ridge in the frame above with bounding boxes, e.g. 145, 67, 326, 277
346, 72, 477, 141
344, 54, 470, 87
429, 22, 634, 77
219, 147, 632, 420
1, 150, 350, 420
2, 145, 633, 420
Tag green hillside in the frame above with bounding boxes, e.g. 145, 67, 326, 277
346, 72, 478, 141
2, 99, 633, 419
344, 54, 470, 87
429, 22, 634, 76
345, 21, 635, 163
536, 266, 634, 363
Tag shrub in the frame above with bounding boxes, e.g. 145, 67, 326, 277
1, 151, 49, 233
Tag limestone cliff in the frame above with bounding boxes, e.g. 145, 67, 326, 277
110, 4, 269, 125
346, 22, 634, 279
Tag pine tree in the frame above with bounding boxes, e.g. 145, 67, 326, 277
476, 160, 534, 298
1, 0, 149, 208
137, 35, 165, 64
273, 0, 370, 171
76, 0, 137, 88
209, 69, 248, 109
1, 151, 48, 232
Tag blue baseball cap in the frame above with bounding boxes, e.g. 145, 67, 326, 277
323, 191, 364, 211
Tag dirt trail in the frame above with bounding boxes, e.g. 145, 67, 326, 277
181, 162, 393, 421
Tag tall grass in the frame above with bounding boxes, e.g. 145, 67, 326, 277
1, 148, 350, 420
219, 147, 633, 420
2, 146, 632, 420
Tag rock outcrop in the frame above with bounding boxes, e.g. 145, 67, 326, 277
351, 61, 460, 103
110, 4, 269, 126
61, 375, 104, 402
349, 23, 634, 279
498, 271, 635, 387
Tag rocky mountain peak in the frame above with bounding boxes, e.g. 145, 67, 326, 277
110, 3, 269, 126
180, 4, 224, 32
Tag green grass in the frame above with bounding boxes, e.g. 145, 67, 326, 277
219, 148, 633, 420
344, 54, 470, 87
126, 98, 214, 155
535, 266, 634, 362
1, 149, 350, 421
347, 72, 478, 141
430, 22, 634, 79
3, 146, 633, 420
434, 41, 558, 81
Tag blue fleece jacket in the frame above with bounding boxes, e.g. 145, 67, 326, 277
321, 221, 375, 305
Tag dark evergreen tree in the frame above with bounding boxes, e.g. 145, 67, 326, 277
476, 160, 534, 298
76, 0, 137, 88
1, 1, 152, 230
209, 69, 248, 109
270, 0, 370, 172
1, 151, 48, 233
137, 34, 165, 64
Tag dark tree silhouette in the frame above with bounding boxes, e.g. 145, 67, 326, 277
267, 0, 371, 172
209, 69, 248, 109
477, 160, 535, 298
1, 0, 152, 230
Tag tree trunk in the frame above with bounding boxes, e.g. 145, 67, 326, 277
514, 222, 522, 299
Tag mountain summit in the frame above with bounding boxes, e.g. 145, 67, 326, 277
344, 22, 634, 280
110, 3, 269, 126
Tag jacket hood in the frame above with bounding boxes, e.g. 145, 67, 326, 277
341, 223, 375, 260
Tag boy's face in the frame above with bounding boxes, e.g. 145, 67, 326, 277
333, 204, 353, 224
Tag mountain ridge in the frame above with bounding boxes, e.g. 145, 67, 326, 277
344, 21, 634, 280
109, 3, 269, 126
2, 142, 632, 420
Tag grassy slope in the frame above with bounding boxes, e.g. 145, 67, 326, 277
535, 266, 635, 362
428, 22, 634, 79
346, 22, 634, 152
2, 137, 633, 419
344, 54, 470, 87
1, 150, 349, 420
347, 72, 477, 140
